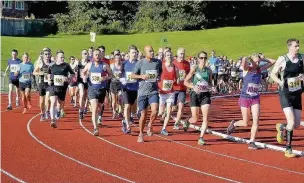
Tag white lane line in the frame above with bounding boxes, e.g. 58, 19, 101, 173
27, 114, 135, 183
153, 131, 304, 176
79, 120, 242, 183
1, 169, 27, 183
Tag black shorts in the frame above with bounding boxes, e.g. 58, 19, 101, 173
261, 72, 268, 79
49, 85, 68, 101
88, 88, 107, 103
122, 89, 137, 105
19, 82, 31, 91
110, 81, 121, 94
38, 82, 50, 96
173, 91, 186, 106
231, 77, 240, 83
69, 82, 78, 87
212, 73, 218, 85
190, 91, 211, 107
9, 78, 19, 88
77, 81, 89, 90
279, 91, 302, 110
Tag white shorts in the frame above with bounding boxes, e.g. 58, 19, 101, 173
159, 93, 175, 105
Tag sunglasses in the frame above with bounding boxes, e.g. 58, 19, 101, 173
82, 52, 88, 55
44, 53, 50, 56
199, 57, 207, 60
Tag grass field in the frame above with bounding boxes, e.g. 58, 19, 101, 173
1, 22, 304, 71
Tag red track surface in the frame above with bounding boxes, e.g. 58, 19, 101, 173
1, 89, 304, 183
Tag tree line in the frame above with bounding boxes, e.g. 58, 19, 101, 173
28, 1, 304, 35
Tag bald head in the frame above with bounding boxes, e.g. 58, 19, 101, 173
144, 46, 154, 59
177, 48, 185, 61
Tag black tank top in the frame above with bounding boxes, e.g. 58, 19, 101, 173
280, 54, 304, 94
40, 60, 51, 83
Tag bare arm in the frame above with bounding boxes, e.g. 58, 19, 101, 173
260, 57, 276, 71
175, 67, 180, 84
241, 57, 250, 71
183, 67, 196, 89
81, 62, 91, 78
270, 56, 285, 87
104, 63, 113, 81
33, 63, 43, 75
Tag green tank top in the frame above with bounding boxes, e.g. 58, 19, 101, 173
192, 66, 210, 85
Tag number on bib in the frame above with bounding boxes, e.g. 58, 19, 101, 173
287, 77, 301, 92
146, 70, 157, 82
22, 73, 31, 80
113, 71, 121, 80
10, 64, 20, 72
197, 81, 209, 93
54, 75, 65, 86
43, 73, 48, 82
90, 73, 102, 84
126, 72, 136, 83
246, 83, 259, 96
231, 71, 237, 77
162, 80, 173, 91
179, 70, 186, 81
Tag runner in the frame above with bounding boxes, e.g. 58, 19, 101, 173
172, 48, 190, 130
81, 49, 113, 135
130, 46, 162, 143
68, 56, 79, 107
158, 52, 179, 136
4, 49, 21, 110
209, 50, 219, 92
18, 53, 34, 113
121, 45, 139, 134
77, 49, 90, 119
230, 61, 240, 93
47, 50, 75, 128
227, 53, 276, 149
33, 49, 52, 121
270, 38, 304, 158
110, 53, 123, 119
183, 51, 214, 145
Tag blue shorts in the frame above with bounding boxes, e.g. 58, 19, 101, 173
173, 91, 186, 106
19, 82, 31, 91
138, 93, 159, 112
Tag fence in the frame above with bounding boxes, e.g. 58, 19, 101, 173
1, 18, 57, 36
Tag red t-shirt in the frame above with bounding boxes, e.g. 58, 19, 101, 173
158, 64, 177, 94
173, 59, 190, 91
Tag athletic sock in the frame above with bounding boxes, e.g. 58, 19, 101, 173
286, 129, 293, 149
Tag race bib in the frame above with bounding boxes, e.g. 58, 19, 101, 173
246, 83, 259, 96
162, 80, 173, 91
43, 73, 48, 82
231, 71, 237, 77
90, 72, 102, 85
210, 65, 216, 71
287, 77, 301, 92
179, 70, 186, 81
54, 75, 66, 86
126, 72, 136, 83
22, 73, 31, 81
218, 68, 224, 75
10, 64, 20, 72
146, 70, 157, 82
113, 71, 121, 80
197, 81, 209, 93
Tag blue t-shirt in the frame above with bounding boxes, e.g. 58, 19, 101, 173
259, 60, 268, 73
209, 56, 219, 73
19, 62, 34, 83
8, 58, 22, 80
122, 60, 139, 91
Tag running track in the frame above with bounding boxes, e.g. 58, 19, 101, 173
1, 88, 304, 183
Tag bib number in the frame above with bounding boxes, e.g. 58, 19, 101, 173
162, 80, 173, 91
146, 70, 157, 82
22, 73, 31, 81
43, 73, 48, 82
231, 71, 237, 77
287, 77, 301, 92
179, 70, 186, 81
54, 75, 66, 86
246, 83, 259, 96
113, 71, 121, 80
126, 72, 136, 83
10, 64, 20, 72
197, 81, 209, 93
90, 72, 102, 84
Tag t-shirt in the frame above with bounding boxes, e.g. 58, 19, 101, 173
48, 62, 75, 87
133, 58, 162, 96
8, 58, 22, 80
19, 62, 34, 83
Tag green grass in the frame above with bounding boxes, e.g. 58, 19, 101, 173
2, 22, 304, 71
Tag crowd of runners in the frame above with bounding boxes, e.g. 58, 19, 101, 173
3, 38, 304, 158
